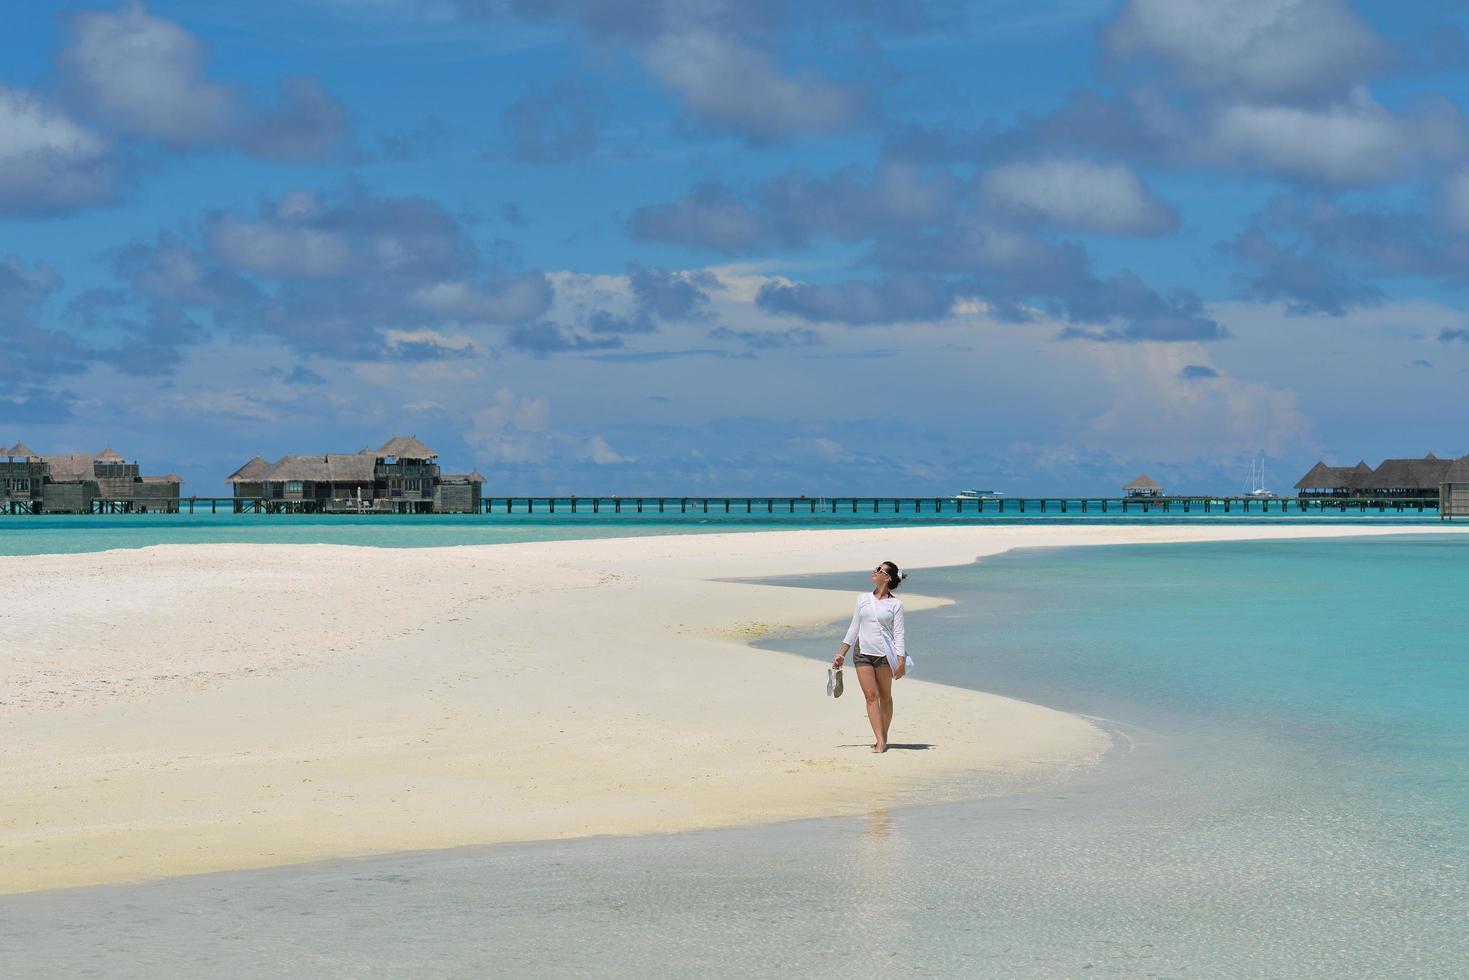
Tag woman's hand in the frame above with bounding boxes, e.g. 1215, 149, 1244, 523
831, 653, 845, 669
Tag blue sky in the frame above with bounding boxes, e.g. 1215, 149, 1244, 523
4, 0, 1469, 495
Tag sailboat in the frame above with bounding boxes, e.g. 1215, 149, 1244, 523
1245, 454, 1276, 498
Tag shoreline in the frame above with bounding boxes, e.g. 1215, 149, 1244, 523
3, 523, 1465, 894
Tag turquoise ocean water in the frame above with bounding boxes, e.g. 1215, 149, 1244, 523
2, 534, 1467, 977
0, 509, 1451, 556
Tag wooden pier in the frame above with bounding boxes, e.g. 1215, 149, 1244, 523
3, 494, 1447, 518
450, 495, 1442, 516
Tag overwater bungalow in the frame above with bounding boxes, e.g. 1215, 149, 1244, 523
1, 443, 182, 514
1294, 454, 1456, 498
1293, 460, 1371, 496
1124, 475, 1163, 497
227, 436, 482, 513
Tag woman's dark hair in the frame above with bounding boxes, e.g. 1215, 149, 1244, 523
880, 561, 904, 591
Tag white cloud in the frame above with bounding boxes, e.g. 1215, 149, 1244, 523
643, 32, 862, 141
980, 158, 1176, 235
384, 328, 477, 355
0, 86, 113, 216
59, 3, 239, 147
1202, 95, 1468, 185
408, 275, 554, 323
1085, 343, 1312, 459
468, 388, 553, 462
466, 388, 629, 466
57, 3, 348, 160
1105, 0, 1391, 102
207, 214, 353, 278
581, 435, 630, 464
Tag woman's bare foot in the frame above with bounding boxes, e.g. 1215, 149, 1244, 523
872, 742, 887, 754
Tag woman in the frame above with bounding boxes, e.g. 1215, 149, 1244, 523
831, 560, 909, 753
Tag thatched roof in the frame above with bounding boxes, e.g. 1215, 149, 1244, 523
140, 473, 183, 484
378, 435, 437, 459
1444, 455, 1469, 484
226, 455, 271, 483
1295, 461, 1341, 490
1124, 475, 1162, 491
43, 454, 96, 482
95, 446, 124, 463
1294, 461, 1361, 490
1359, 456, 1453, 491
4, 442, 37, 458
263, 453, 377, 483
442, 471, 486, 483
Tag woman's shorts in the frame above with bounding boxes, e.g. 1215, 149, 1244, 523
853, 652, 890, 670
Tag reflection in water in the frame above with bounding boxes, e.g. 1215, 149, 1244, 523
845, 809, 915, 962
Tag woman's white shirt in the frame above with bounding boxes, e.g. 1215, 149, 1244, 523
842, 592, 908, 668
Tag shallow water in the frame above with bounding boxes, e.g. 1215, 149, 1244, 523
3, 536, 1466, 977
0, 509, 1449, 556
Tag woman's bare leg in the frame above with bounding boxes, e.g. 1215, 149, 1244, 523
855, 665, 883, 750
874, 666, 894, 747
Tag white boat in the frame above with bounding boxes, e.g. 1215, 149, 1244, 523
954, 488, 1003, 499
1245, 455, 1276, 498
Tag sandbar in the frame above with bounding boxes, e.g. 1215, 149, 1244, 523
2, 522, 1462, 893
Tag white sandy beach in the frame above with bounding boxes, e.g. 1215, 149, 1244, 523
2, 523, 1464, 894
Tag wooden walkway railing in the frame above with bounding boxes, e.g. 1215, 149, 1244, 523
463, 495, 1442, 516
2, 495, 1448, 517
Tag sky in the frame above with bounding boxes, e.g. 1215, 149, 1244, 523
4, 0, 1469, 496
